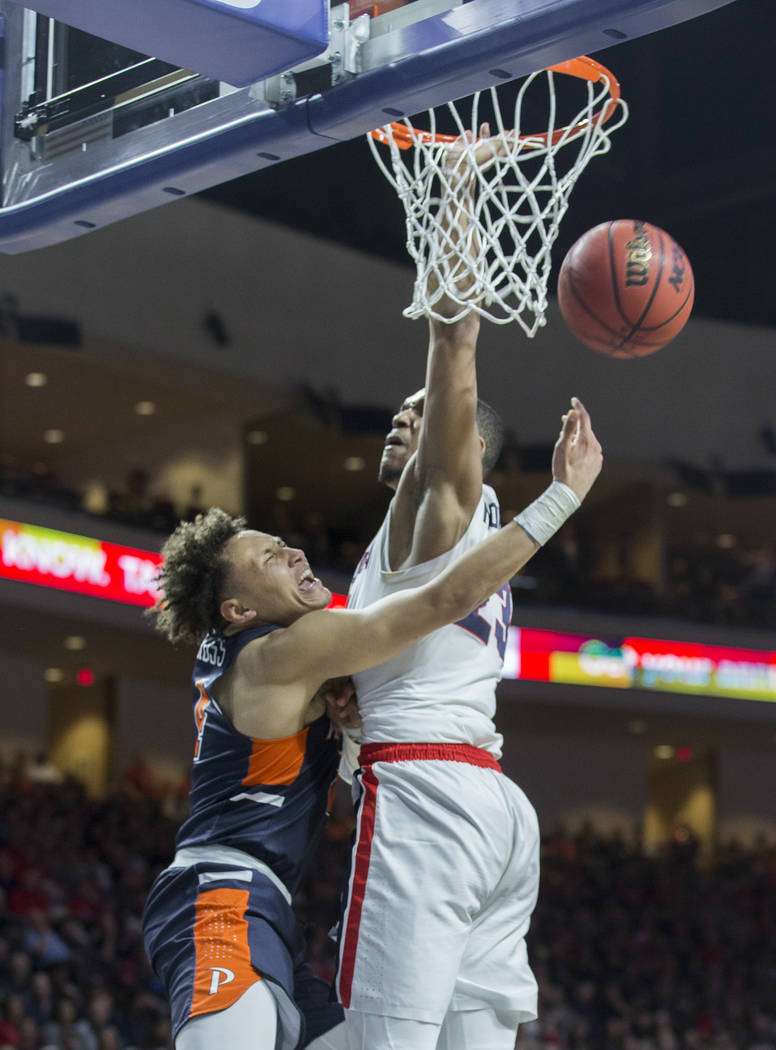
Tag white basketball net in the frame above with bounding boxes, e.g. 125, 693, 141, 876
368, 58, 628, 334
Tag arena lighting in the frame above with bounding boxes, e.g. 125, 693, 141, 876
666, 491, 687, 507
344, 457, 366, 472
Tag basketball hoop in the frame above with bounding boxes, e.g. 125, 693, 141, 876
368, 57, 628, 333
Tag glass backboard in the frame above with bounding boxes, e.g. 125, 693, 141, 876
0, 0, 738, 254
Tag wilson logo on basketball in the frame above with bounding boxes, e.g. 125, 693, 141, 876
668, 246, 686, 293
624, 225, 652, 286
557, 218, 695, 358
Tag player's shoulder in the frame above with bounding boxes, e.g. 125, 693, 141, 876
243, 608, 349, 677
225, 622, 283, 656
223, 624, 289, 684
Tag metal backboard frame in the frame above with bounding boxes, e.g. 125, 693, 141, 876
16, 0, 330, 88
0, 0, 738, 254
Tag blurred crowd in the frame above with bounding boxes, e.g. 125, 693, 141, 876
296, 821, 776, 1050
513, 828, 776, 1050
2, 760, 775, 1049
0, 765, 174, 1050
521, 521, 776, 631
0, 460, 181, 536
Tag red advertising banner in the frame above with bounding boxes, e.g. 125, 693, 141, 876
504, 627, 776, 703
0, 518, 163, 607
0, 516, 351, 612
3, 512, 772, 705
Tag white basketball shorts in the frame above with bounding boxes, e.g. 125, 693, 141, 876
335, 742, 540, 1025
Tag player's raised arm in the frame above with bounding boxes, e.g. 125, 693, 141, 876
388, 126, 500, 571
262, 398, 601, 697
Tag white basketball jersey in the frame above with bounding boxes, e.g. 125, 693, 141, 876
347, 485, 511, 757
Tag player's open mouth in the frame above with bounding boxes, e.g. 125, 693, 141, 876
298, 569, 319, 592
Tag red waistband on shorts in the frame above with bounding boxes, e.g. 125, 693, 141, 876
359, 741, 501, 772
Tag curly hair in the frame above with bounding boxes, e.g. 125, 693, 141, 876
148, 508, 246, 646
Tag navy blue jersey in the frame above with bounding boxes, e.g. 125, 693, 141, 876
175, 627, 340, 895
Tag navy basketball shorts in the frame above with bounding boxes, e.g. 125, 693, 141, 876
143, 857, 343, 1049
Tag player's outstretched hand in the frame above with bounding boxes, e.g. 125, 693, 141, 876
442, 122, 505, 187
551, 397, 603, 503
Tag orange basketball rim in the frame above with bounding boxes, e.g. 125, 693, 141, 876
370, 56, 623, 150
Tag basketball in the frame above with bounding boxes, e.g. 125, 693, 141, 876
557, 219, 694, 358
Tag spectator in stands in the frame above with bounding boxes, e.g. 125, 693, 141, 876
24, 907, 72, 967
27, 971, 56, 1028
0, 991, 25, 1047
26, 752, 63, 786
40, 995, 93, 1050
121, 756, 156, 800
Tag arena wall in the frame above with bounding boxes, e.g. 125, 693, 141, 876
1, 198, 772, 472
0, 651, 48, 758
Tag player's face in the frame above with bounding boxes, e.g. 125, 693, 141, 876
378, 389, 425, 489
223, 530, 331, 626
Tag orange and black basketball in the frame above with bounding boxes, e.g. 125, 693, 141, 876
557, 219, 694, 358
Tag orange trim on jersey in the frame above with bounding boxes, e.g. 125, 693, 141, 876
243, 728, 309, 787
190, 887, 259, 1018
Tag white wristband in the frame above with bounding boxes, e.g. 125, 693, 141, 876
513, 481, 581, 546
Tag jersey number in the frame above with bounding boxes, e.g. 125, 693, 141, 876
455, 583, 512, 661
